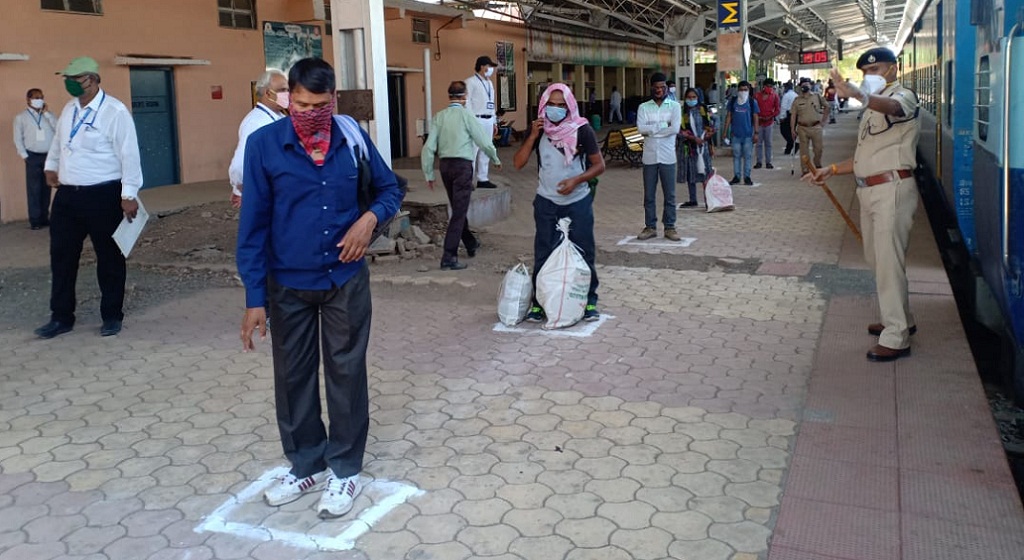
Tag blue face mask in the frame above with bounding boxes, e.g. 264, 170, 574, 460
685, 99, 699, 107
545, 106, 568, 123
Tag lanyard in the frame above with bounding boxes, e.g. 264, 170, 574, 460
69, 92, 106, 144
27, 109, 44, 129
256, 104, 278, 123
475, 75, 492, 101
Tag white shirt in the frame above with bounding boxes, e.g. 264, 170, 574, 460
636, 98, 681, 165
781, 90, 798, 113
229, 102, 285, 195
465, 73, 496, 120
610, 90, 622, 107
45, 89, 144, 199
14, 108, 58, 157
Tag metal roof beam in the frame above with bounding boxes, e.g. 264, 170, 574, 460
560, 0, 665, 39
532, 11, 666, 43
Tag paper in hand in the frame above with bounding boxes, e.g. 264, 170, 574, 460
112, 200, 149, 258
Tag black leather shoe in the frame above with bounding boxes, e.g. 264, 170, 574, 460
729, 176, 741, 185
766, 163, 774, 169
100, 320, 122, 337
440, 261, 468, 270
466, 240, 481, 258
681, 201, 698, 207
744, 177, 754, 186
866, 344, 911, 362
753, 163, 762, 169
476, 181, 497, 189
868, 323, 917, 337
35, 321, 72, 339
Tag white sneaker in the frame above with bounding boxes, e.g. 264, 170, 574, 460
263, 469, 328, 506
316, 473, 363, 519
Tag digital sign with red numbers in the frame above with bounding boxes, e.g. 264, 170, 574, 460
799, 50, 829, 65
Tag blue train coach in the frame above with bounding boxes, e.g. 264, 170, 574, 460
903, 0, 1024, 396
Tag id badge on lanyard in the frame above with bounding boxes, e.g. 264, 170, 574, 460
29, 110, 47, 142
66, 92, 105, 154
477, 75, 495, 112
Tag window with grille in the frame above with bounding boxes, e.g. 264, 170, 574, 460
41, 0, 102, 14
976, 56, 990, 142
218, 0, 256, 30
412, 18, 430, 44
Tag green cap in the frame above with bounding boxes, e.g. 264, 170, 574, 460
57, 56, 99, 76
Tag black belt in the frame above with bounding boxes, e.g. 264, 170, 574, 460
476, 114, 493, 119
61, 179, 121, 191
26, 150, 48, 156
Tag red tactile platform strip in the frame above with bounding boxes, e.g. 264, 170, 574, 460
772, 286, 1024, 559
771, 496, 900, 560
756, 262, 814, 277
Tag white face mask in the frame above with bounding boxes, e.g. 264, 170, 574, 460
737, 91, 749, 104
860, 74, 887, 96
484, 67, 495, 78
274, 90, 290, 110
29, 98, 45, 110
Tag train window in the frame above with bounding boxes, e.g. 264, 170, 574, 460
945, 61, 953, 127
977, 56, 990, 141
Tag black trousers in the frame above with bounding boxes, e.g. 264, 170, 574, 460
25, 152, 51, 227
49, 181, 126, 325
780, 111, 795, 153
439, 158, 477, 263
268, 266, 371, 479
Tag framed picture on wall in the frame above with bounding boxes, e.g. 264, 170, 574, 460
496, 41, 517, 111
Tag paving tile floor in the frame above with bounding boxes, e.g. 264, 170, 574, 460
1, 117, 1021, 559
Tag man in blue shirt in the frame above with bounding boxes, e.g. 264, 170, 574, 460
723, 80, 760, 185
236, 58, 402, 519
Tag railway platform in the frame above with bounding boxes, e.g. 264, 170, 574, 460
1, 116, 1022, 560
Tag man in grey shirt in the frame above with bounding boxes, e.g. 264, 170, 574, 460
13, 88, 58, 229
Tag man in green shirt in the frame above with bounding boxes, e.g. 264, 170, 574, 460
422, 81, 501, 270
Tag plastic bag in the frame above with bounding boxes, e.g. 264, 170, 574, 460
535, 218, 591, 329
705, 173, 735, 213
497, 263, 533, 326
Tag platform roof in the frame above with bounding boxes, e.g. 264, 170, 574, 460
444, 0, 927, 62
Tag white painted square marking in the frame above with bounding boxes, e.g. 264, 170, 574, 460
493, 314, 615, 338
195, 466, 422, 551
616, 235, 696, 248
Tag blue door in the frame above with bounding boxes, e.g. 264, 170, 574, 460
130, 67, 179, 188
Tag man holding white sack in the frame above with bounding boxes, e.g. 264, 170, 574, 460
513, 83, 606, 325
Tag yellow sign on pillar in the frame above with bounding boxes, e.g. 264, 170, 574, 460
718, 1, 740, 28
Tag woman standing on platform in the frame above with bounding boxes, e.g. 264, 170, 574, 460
677, 88, 714, 208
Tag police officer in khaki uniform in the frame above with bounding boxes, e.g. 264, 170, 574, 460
805, 48, 920, 362
790, 77, 830, 173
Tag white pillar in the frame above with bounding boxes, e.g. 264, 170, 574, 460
423, 48, 432, 135
674, 42, 696, 91
332, 0, 391, 165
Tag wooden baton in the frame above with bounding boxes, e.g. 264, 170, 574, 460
802, 156, 863, 242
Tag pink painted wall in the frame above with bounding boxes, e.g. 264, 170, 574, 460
0, 0, 332, 223
383, 10, 528, 159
